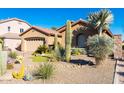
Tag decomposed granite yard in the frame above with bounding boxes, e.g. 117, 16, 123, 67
0, 53, 116, 84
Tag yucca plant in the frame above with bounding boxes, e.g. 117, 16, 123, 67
8, 51, 18, 59
87, 34, 114, 65
88, 9, 113, 36
33, 63, 54, 79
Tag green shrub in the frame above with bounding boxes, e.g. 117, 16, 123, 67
71, 48, 80, 55
8, 51, 17, 59
35, 45, 48, 54
33, 63, 54, 79
7, 63, 14, 69
71, 48, 86, 55
78, 48, 87, 55
87, 34, 114, 65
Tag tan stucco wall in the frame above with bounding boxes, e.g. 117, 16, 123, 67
20, 29, 62, 52
59, 23, 111, 48
60, 24, 81, 47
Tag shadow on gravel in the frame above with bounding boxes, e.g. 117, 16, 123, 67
117, 72, 124, 77
117, 64, 124, 67
70, 59, 95, 66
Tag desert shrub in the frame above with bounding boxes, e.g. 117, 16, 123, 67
71, 48, 80, 55
8, 51, 18, 59
7, 63, 14, 69
35, 45, 48, 54
71, 48, 86, 55
78, 48, 87, 55
87, 34, 114, 65
33, 63, 54, 79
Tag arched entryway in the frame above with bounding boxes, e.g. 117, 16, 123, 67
76, 34, 86, 48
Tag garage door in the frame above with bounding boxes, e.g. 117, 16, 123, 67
26, 38, 44, 52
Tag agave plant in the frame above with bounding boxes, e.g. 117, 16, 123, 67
88, 9, 113, 36
87, 34, 114, 65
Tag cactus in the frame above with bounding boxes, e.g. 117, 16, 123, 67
54, 34, 61, 61
0, 39, 3, 51
0, 51, 7, 76
65, 20, 72, 62
54, 33, 58, 52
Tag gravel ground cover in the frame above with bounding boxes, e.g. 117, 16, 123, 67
0, 54, 116, 84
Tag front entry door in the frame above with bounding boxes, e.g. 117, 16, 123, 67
77, 34, 86, 48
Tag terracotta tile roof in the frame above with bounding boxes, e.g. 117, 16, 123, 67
56, 19, 88, 33
20, 26, 62, 37
56, 18, 113, 37
0, 18, 31, 27
0, 33, 21, 39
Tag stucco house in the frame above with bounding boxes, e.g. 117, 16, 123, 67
56, 19, 113, 48
19, 18, 113, 52
0, 18, 31, 50
20, 26, 61, 52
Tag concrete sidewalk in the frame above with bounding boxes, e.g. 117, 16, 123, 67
114, 60, 124, 84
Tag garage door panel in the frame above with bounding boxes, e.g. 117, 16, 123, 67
26, 39, 44, 51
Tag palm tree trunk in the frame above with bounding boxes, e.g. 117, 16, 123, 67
99, 27, 102, 36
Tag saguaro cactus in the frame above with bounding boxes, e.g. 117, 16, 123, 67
54, 33, 58, 52
0, 51, 7, 76
54, 34, 61, 61
65, 20, 72, 62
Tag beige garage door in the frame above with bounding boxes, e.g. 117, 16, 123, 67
26, 38, 44, 52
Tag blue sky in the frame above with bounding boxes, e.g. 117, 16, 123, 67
0, 8, 123, 40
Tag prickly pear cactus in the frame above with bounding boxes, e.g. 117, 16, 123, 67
0, 51, 7, 76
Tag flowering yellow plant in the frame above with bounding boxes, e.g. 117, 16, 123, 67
12, 55, 25, 79
16, 56, 24, 63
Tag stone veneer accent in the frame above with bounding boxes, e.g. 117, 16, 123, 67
114, 34, 122, 59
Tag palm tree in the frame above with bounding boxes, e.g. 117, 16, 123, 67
88, 9, 113, 36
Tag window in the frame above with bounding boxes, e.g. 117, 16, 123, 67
20, 28, 24, 33
8, 26, 10, 32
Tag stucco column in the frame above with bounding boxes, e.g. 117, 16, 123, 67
21, 38, 27, 52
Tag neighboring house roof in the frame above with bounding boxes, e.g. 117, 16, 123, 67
0, 33, 21, 39
0, 18, 31, 27
56, 18, 113, 37
19, 26, 62, 37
